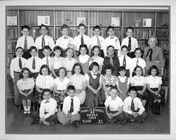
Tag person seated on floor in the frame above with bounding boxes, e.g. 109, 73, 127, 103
123, 87, 147, 123
104, 86, 125, 124
39, 89, 58, 126
57, 85, 81, 127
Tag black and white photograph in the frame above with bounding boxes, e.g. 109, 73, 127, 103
1, 0, 176, 139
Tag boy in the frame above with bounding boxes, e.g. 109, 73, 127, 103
10, 47, 27, 106
41, 46, 53, 70
26, 46, 41, 79
104, 26, 121, 56
121, 27, 139, 58
90, 25, 105, 57
55, 24, 74, 51
16, 25, 35, 59
104, 86, 125, 124
57, 85, 81, 127
35, 24, 55, 58
118, 45, 132, 77
123, 87, 147, 123
73, 23, 91, 52
39, 89, 58, 126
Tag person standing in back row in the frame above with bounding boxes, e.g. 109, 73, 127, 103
121, 27, 139, 58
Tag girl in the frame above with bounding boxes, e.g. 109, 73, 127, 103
89, 45, 104, 71
69, 63, 87, 105
51, 46, 64, 78
146, 65, 162, 114
129, 66, 147, 106
101, 65, 117, 99
17, 68, 35, 114
53, 67, 70, 107
78, 44, 90, 74
117, 66, 130, 100
85, 62, 103, 108
35, 65, 54, 105
63, 47, 77, 77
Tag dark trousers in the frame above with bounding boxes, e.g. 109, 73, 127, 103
124, 112, 147, 122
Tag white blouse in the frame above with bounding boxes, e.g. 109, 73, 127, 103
36, 75, 54, 89
54, 77, 70, 90
69, 74, 86, 90
52, 57, 64, 69
130, 76, 146, 86
63, 58, 77, 71
146, 75, 162, 88
78, 55, 90, 64
17, 78, 35, 90
89, 56, 104, 66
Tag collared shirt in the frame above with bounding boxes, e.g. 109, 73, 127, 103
52, 56, 64, 70
104, 96, 124, 111
89, 56, 104, 66
121, 36, 138, 52
17, 78, 35, 90
16, 35, 35, 49
78, 54, 90, 64
131, 57, 146, 72
26, 56, 42, 73
36, 74, 54, 89
55, 35, 74, 50
73, 34, 91, 50
117, 76, 130, 84
90, 35, 105, 49
41, 57, 53, 70
123, 96, 145, 115
62, 96, 80, 115
54, 77, 70, 91
85, 71, 102, 81
63, 58, 77, 72
118, 55, 132, 70
104, 36, 121, 56
40, 98, 57, 119
146, 75, 162, 88
69, 74, 86, 90
10, 57, 27, 79
35, 35, 55, 50
130, 76, 146, 86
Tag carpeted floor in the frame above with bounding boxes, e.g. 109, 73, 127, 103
6, 99, 170, 134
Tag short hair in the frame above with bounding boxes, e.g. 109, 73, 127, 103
39, 64, 50, 75
61, 24, 69, 30
121, 45, 128, 51
78, 23, 86, 28
93, 25, 101, 31
79, 44, 89, 55
15, 47, 24, 52
106, 45, 115, 51
29, 46, 37, 52
55, 67, 67, 77
67, 85, 76, 91
132, 65, 144, 76
42, 89, 51, 95
106, 26, 114, 32
39, 24, 49, 30
90, 45, 101, 57
128, 86, 137, 93
71, 63, 84, 75
89, 62, 99, 71
118, 66, 126, 72
20, 67, 31, 79
103, 65, 114, 75
21, 25, 30, 30
134, 48, 143, 55
148, 65, 160, 76
53, 46, 63, 56
42, 45, 52, 52
126, 26, 134, 32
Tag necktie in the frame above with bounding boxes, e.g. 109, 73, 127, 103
146, 48, 153, 61
46, 57, 49, 67
128, 37, 131, 51
81, 35, 84, 45
131, 98, 135, 112
42, 35, 45, 48
123, 56, 126, 67
70, 98, 74, 113
32, 57, 35, 70
136, 58, 139, 66
110, 57, 113, 65
19, 58, 22, 69
96, 36, 101, 47
24, 36, 28, 50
